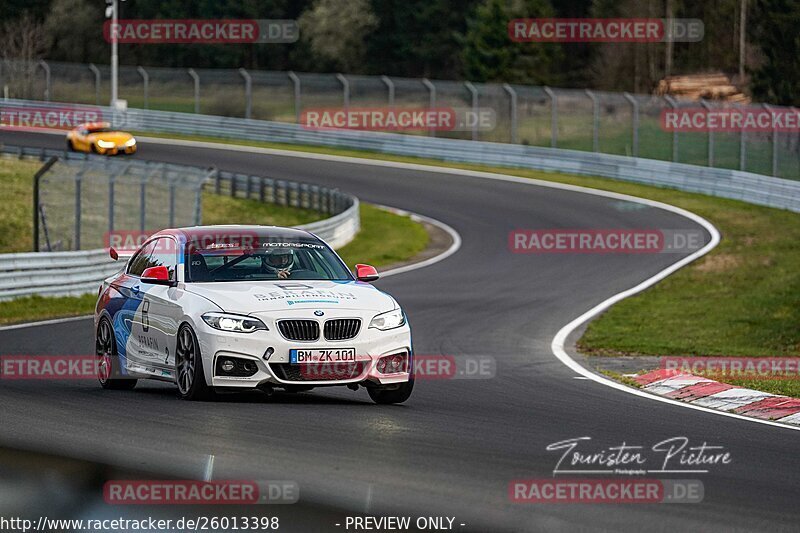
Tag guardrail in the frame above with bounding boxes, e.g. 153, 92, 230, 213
211, 169, 359, 248
6, 98, 788, 213
0, 145, 359, 300
0, 248, 121, 300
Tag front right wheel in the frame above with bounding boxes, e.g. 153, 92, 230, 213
367, 379, 414, 405
175, 324, 215, 401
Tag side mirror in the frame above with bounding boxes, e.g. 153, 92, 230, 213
109, 247, 119, 261
141, 266, 175, 286
355, 263, 379, 282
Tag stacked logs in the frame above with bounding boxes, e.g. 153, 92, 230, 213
655, 72, 749, 103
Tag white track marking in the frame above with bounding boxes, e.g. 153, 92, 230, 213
203, 454, 215, 481
0, 314, 92, 331
370, 204, 461, 278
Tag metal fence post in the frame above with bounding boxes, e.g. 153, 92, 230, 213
422, 78, 436, 138
140, 173, 148, 232
194, 187, 202, 225
137, 66, 149, 109
109, 173, 115, 235
74, 170, 83, 250
38, 60, 50, 101
700, 100, 714, 167
543, 86, 557, 148
288, 71, 300, 123
381, 75, 395, 107
169, 179, 176, 227
198, 168, 216, 225
464, 81, 479, 141
623, 92, 639, 157
32, 156, 57, 252
585, 89, 599, 152
739, 104, 747, 171
664, 95, 679, 162
239, 68, 252, 119
502, 83, 517, 144
764, 103, 778, 176
88, 63, 101, 105
188, 68, 200, 114
336, 73, 350, 110
107, 162, 132, 236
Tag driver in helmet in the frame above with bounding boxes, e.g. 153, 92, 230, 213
262, 247, 295, 279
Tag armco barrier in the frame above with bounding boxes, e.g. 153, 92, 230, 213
0, 146, 359, 300
0, 248, 121, 300
2, 98, 797, 212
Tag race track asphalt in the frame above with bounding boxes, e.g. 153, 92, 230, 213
1, 130, 798, 532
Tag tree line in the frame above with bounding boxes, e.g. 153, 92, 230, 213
0, 0, 797, 105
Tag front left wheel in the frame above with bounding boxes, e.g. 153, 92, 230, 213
96, 318, 137, 390
175, 324, 215, 401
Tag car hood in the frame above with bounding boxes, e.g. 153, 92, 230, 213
184, 280, 397, 315
87, 131, 133, 144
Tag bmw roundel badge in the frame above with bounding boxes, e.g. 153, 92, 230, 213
314, 310, 324, 316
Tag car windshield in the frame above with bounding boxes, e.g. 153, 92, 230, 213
184, 232, 353, 282
87, 127, 114, 133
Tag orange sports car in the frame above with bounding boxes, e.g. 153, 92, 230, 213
66, 122, 137, 155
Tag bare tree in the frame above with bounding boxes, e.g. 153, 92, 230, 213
299, 0, 379, 72
0, 13, 49, 99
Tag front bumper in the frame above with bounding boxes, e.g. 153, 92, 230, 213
195, 313, 412, 388
97, 144, 137, 155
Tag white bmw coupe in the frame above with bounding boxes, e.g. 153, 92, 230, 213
95, 226, 413, 403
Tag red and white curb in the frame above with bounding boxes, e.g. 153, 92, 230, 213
632, 369, 800, 425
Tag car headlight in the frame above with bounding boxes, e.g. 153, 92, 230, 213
369, 308, 406, 330
97, 140, 116, 148
124, 138, 136, 147
202, 312, 267, 333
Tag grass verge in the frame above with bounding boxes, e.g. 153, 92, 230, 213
0, 157, 40, 254
134, 131, 800, 396
202, 191, 321, 227
0, 294, 97, 326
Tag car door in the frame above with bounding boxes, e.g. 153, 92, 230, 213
112, 240, 157, 372
139, 237, 183, 378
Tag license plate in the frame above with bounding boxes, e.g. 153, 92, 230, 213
290, 348, 357, 364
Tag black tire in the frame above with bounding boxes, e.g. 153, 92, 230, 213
66, 139, 75, 151
96, 318, 137, 390
367, 379, 414, 405
175, 324, 215, 401
91, 143, 99, 154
